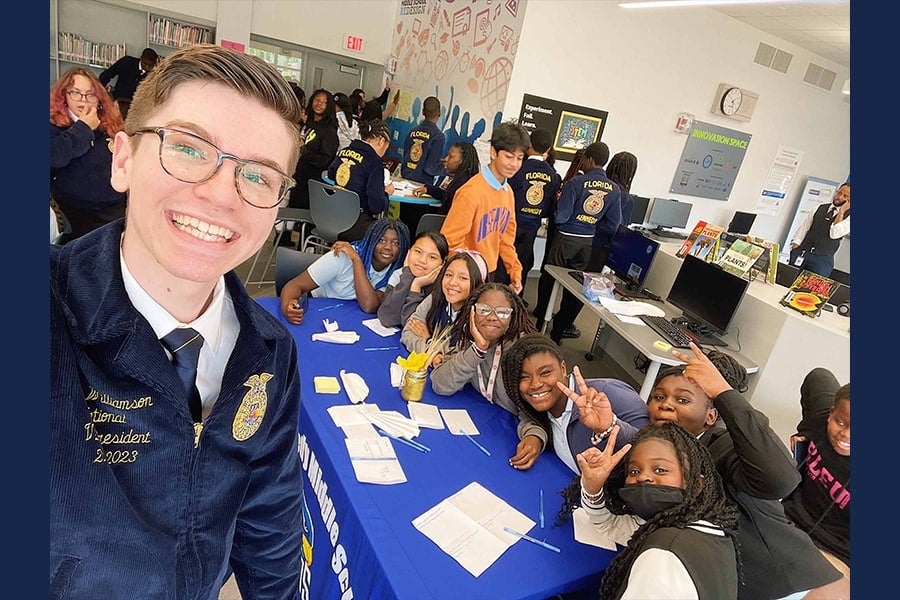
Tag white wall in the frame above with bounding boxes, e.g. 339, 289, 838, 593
505, 1, 849, 250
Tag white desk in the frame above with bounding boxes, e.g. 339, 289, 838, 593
557, 241, 850, 443
540, 264, 758, 399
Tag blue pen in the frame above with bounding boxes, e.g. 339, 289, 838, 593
364, 346, 400, 352
503, 527, 561, 553
317, 303, 342, 311
382, 430, 431, 453
349, 456, 396, 462
540, 489, 545, 529
459, 429, 491, 456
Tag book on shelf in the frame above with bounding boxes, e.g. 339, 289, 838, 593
676, 220, 725, 261
779, 270, 838, 318
717, 239, 765, 278
746, 236, 780, 284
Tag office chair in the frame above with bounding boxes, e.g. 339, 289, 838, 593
275, 246, 320, 296
415, 213, 446, 236
303, 180, 361, 253
244, 207, 315, 289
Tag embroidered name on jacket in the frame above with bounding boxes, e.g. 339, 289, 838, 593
83, 387, 153, 465
233, 373, 274, 441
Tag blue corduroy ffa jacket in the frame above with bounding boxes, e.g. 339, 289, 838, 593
50, 221, 305, 600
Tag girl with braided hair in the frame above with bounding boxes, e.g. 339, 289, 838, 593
279, 217, 410, 325
649, 342, 847, 600
430, 283, 547, 467
499, 333, 648, 473
580, 421, 741, 600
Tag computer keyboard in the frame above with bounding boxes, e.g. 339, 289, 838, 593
649, 229, 688, 240
640, 315, 697, 349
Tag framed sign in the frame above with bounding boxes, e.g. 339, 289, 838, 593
517, 93, 608, 161
670, 121, 751, 201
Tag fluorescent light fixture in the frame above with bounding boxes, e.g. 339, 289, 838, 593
620, 0, 785, 8
841, 79, 850, 95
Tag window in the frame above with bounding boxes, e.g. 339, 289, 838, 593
248, 43, 302, 85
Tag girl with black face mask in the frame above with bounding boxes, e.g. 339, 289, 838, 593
578, 422, 741, 600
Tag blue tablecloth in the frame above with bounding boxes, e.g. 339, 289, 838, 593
257, 296, 614, 600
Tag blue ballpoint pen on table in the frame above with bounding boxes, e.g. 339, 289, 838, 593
540, 489, 544, 529
503, 527, 561, 553
381, 429, 430, 453
459, 430, 491, 456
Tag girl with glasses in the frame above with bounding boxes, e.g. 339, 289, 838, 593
50, 67, 126, 243
399, 249, 487, 362
431, 282, 546, 468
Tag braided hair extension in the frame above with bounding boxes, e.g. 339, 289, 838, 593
598, 422, 742, 600
704, 348, 748, 393
606, 151, 638, 194
499, 333, 562, 441
450, 283, 536, 350
350, 218, 410, 290
451, 142, 481, 180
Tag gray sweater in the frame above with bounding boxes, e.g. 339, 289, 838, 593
377, 266, 432, 328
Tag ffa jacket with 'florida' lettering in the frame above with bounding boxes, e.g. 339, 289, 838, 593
50, 221, 305, 600
509, 156, 562, 232
401, 119, 445, 184
555, 166, 622, 247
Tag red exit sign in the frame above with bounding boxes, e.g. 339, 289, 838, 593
344, 35, 364, 52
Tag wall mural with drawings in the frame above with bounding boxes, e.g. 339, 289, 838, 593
385, 0, 529, 164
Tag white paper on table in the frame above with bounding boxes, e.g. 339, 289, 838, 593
412, 481, 536, 577
362, 317, 400, 337
323, 318, 340, 332
571, 507, 620, 551
366, 409, 421, 439
613, 314, 645, 326
392, 180, 418, 194
408, 403, 444, 429
312, 330, 360, 344
341, 422, 380, 439
327, 404, 372, 427
345, 437, 406, 484
441, 409, 479, 435
389, 362, 404, 387
339, 370, 369, 404
597, 297, 666, 318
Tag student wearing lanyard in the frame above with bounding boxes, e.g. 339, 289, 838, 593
430, 283, 546, 469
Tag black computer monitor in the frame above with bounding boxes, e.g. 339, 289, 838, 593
629, 195, 650, 225
727, 211, 756, 235
605, 225, 660, 289
666, 254, 749, 338
645, 198, 692, 232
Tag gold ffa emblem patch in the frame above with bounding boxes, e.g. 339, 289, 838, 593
526, 182, 545, 206
335, 158, 352, 187
583, 190, 607, 215
107, 137, 115, 153
409, 139, 424, 162
233, 373, 274, 441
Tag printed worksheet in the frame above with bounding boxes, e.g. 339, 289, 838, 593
345, 436, 406, 485
440, 409, 479, 435
408, 402, 444, 429
412, 482, 535, 577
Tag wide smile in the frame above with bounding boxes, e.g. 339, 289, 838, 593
172, 213, 235, 242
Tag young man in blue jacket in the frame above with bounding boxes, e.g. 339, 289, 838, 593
50, 44, 307, 599
401, 96, 445, 184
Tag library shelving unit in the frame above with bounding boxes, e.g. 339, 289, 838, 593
50, 0, 216, 83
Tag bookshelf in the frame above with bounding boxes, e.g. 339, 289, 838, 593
51, 0, 216, 83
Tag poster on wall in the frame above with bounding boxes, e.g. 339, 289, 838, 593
517, 93, 608, 161
755, 145, 804, 217
669, 121, 751, 201
387, 0, 530, 158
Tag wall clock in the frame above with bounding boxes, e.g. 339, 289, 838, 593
720, 86, 743, 116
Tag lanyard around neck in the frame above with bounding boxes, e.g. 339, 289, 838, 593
477, 345, 503, 403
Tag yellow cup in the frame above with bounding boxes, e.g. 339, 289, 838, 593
401, 369, 427, 402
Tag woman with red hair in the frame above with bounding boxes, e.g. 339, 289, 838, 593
50, 67, 126, 243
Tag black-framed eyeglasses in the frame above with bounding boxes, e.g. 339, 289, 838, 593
66, 90, 98, 101
133, 127, 296, 209
473, 303, 513, 319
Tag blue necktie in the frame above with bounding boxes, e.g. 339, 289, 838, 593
161, 328, 204, 423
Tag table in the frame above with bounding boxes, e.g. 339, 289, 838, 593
256, 297, 614, 599
320, 173, 439, 234
539, 264, 758, 399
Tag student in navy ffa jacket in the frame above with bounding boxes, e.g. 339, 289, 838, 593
533, 141, 622, 343
328, 119, 394, 241
509, 128, 562, 292
50, 45, 307, 599
401, 96, 445, 184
